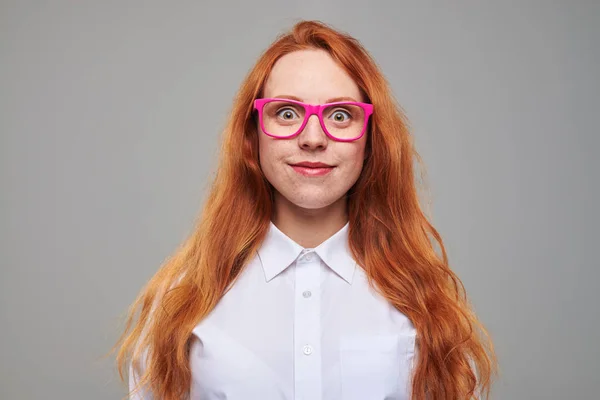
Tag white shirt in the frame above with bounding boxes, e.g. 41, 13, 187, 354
131, 221, 417, 400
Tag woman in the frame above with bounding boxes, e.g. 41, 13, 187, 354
115, 20, 496, 400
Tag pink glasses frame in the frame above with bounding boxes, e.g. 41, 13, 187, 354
253, 98, 374, 142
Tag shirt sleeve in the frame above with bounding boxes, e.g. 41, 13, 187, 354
128, 349, 153, 400
127, 279, 181, 399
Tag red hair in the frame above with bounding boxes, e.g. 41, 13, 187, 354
114, 20, 497, 399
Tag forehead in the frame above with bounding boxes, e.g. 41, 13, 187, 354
263, 49, 363, 103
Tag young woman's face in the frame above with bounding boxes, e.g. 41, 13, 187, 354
258, 49, 367, 211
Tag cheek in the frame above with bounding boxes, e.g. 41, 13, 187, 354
258, 133, 272, 165
258, 136, 286, 178
342, 143, 367, 176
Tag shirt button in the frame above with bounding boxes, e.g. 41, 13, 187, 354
302, 290, 312, 298
303, 345, 313, 355
305, 253, 314, 261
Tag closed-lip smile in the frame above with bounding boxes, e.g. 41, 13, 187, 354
289, 161, 335, 177
290, 161, 333, 168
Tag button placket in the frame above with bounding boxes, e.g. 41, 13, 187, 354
294, 250, 322, 399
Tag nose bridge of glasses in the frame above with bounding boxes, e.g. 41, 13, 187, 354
303, 109, 326, 135
303, 103, 325, 128
304, 103, 321, 116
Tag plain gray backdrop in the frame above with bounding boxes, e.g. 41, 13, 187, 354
1, 1, 598, 399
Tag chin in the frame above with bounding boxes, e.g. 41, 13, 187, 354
286, 192, 344, 210
292, 201, 331, 210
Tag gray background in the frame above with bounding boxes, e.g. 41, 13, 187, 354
1, 1, 598, 399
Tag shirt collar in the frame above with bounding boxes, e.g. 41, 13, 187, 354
257, 221, 357, 284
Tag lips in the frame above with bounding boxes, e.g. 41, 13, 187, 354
290, 161, 333, 168
289, 161, 334, 177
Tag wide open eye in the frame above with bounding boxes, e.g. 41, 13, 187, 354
329, 109, 352, 123
276, 107, 301, 120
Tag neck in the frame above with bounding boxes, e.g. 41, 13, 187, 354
271, 192, 348, 248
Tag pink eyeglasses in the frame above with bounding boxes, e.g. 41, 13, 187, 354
254, 98, 373, 142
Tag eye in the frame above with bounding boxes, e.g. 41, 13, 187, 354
330, 109, 351, 122
276, 108, 300, 120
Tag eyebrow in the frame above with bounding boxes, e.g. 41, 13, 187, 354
272, 94, 360, 103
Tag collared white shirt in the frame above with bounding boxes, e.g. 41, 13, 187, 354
131, 221, 417, 399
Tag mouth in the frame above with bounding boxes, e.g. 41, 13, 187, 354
289, 162, 335, 177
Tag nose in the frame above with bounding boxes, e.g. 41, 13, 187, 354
297, 114, 328, 150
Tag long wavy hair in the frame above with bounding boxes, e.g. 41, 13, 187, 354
114, 20, 497, 400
